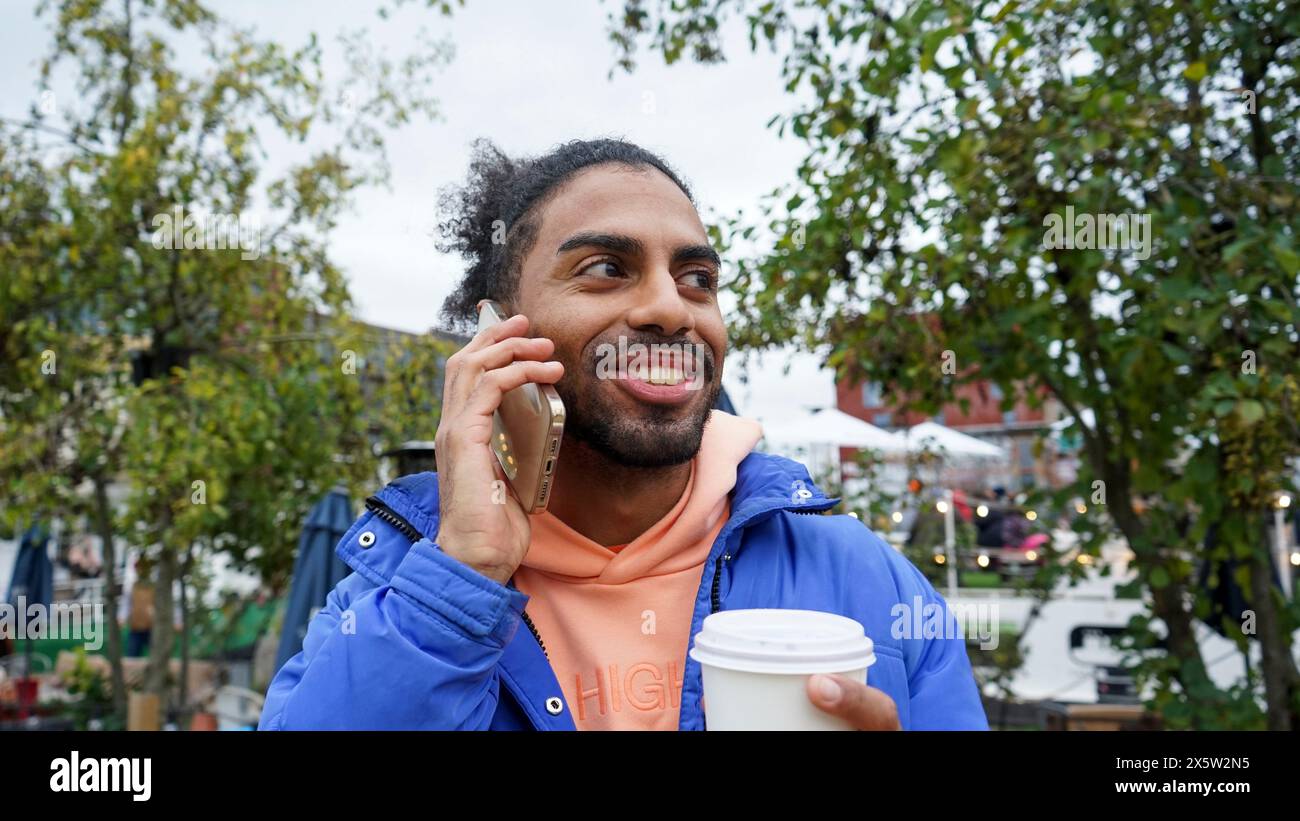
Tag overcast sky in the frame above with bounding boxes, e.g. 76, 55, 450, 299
0, 0, 840, 424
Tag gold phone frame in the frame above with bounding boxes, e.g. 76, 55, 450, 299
477, 300, 566, 513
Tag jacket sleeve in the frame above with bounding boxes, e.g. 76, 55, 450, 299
258, 537, 529, 730
887, 547, 991, 730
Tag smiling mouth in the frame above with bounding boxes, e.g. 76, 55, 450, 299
610, 347, 703, 405
586, 337, 712, 406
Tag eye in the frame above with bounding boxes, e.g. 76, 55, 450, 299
682, 269, 718, 291
577, 259, 626, 279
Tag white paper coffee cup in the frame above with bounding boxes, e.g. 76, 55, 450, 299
689, 608, 877, 731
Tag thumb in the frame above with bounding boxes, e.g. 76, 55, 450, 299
807, 673, 901, 730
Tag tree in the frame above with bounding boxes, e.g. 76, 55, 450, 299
1, 0, 448, 720
606, 0, 1300, 728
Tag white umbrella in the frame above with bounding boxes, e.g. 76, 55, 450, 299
760, 408, 908, 455
900, 421, 1006, 460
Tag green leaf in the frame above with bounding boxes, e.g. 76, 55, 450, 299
1160, 342, 1191, 365
1235, 400, 1265, 426
920, 25, 954, 73
991, 0, 1020, 23
1270, 243, 1300, 275
1222, 237, 1254, 261
1183, 62, 1207, 81
1149, 567, 1171, 589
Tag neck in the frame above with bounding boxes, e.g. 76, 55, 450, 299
545, 436, 691, 547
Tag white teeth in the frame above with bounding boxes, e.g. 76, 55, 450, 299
646, 367, 684, 385
621, 358, 684, 384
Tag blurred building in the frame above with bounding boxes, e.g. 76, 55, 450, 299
836, 378, 1078, 491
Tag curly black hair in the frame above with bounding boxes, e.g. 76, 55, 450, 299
435, 137, 695, 329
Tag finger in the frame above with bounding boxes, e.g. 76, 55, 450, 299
444, 313, 532, 404
806, 674, 901, 730
451, 336, 556, 409
465, 311, 531, 354
463, 360, 564, 418
447, 334, 551, 411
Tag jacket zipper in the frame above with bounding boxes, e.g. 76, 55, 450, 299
364, 496, 424, 543
709, 552, 731, 614
363, 495, 549, 659
519, 610, 548, 660
709, 506, 833, 614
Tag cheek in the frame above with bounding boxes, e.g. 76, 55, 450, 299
557, 336, 589, 374
533, 320, 588, 371
699, 322, 726, 369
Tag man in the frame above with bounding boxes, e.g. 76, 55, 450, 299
259, 138, 988, 730
125, 556, 154, 658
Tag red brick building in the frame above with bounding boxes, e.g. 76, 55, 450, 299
836, 378, 1070, 490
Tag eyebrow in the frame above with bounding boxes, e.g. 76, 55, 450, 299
555, 231, 721, 269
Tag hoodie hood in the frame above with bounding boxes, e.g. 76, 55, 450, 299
520, 409, 763, 585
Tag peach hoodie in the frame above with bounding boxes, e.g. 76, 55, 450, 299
512, 410, 763, 730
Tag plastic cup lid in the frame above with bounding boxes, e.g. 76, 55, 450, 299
688, 608, 877, 675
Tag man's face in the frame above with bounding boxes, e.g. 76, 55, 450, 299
511, 164, 725, 468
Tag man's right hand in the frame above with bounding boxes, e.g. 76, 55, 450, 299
432, 312, 564, 584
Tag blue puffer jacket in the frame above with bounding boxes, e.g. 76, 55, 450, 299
259, 451, 989, 730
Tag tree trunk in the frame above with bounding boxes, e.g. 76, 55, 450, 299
1107, 484, 1215, 725
1245, 512, 1299, 730
92, 475, 128, 723
144, 545, 177, 710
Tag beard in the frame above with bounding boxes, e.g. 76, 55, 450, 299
551, 333, 722, 469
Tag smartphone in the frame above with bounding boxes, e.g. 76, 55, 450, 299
475, 300, 566, 513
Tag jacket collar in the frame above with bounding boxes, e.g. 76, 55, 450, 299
340, 451, 837, 582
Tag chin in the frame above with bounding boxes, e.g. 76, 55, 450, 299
560, 379, 720, 469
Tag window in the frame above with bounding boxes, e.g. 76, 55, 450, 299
933, 410, 946, 425
1019, 442, 1035, 468
873, 412, 892, 428
861, 382, 884, 407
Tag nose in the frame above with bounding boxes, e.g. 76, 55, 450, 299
626, 267, 694, 338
